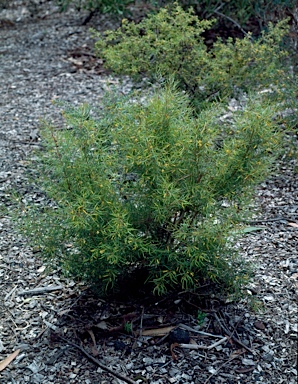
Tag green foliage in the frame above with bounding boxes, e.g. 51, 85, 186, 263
124, 321, 133, 333
56, 0, 133, 13
94, 4, 289, 109
248, 296, 266, 314
197, 310, 206, 326
22, 83, 281, 295
158, 0, 297, 27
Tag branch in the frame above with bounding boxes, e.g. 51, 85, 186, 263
213, 10, 250, 38
56, 334, 136, 384
203, 349, 246, 384
213, 313, 256, 355
179, 336, 228, 350
178, 323, 225, 339
18, 285, 63, 296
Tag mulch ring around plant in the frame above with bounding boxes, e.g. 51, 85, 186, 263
18, 283, 280, 384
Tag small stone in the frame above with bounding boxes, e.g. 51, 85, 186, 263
254, 321, 266, 330
168, 327, 190, 344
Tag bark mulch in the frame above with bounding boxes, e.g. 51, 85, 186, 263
0, 1, 297, 383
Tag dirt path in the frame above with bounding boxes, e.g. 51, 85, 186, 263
0, 2, 297, 384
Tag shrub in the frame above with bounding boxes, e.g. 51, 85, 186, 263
169, 0, 297, 28
94, 4, 289, 109
22, 83, 281, 295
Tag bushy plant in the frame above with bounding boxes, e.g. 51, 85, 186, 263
22, 83, 281, 295
94, 4, 289, 109
183, 0, 296, 25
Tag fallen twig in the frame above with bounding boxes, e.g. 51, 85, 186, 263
179, 336, 228, 350
154, 333, 170, 346
56, 334, 136, 384
139, 306, 145, 337
18, 285, 63, 296
178, 323, 225, 338
203, 349, 246, 384
4, 285, 18, 301
213, 313, 256, 355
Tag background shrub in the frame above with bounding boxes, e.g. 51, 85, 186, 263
94, 4, 289, 110
164, 0, 297, 28
55, 0, 297, 28
22, 83, 281, 295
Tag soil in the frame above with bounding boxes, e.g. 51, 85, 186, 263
0, 1, 297, 384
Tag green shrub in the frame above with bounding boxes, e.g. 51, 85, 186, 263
56, 0, 133, 14
94, 4, 289, 109
22, 83, 281, 295
157, 1, 297, 28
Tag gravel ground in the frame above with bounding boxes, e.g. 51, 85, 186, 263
0, 2, 297, 384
